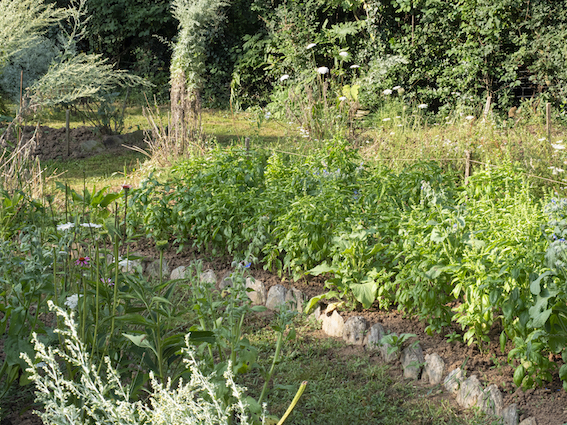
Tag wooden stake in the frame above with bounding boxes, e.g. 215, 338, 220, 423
546, 102, 551, 142
465, 150, 471, 181
66, 109, 70, 157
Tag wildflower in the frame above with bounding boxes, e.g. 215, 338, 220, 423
552, 143, 565, 150
101, 277, 113, 286
265, 111, 271, 120
64, 294, 79, 310
279, 74, 289, 82
317, 66, 329, 75
122, 184, 132, 190
539, 137, 547, 142
549, 167, 565, 175
383, 118, 391, 122
418, 104, 428, 109
75, 256, 90, 267
306, 43, 317, 49
392, 86, 401, 91
465, 115, 475, 120
339, 51, 348, 58
57, 222, 75, 231
350, 64, 360, 69
80, 223, 102, 229
339, 96, 347, 102
383, 89, 393, 95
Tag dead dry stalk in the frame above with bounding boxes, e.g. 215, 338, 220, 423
0, 120, 46, 197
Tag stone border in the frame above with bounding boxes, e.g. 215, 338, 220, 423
165, 265, 536, 425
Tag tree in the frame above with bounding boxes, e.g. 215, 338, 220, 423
169, 0, 229, 149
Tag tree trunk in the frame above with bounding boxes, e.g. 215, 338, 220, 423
170, 70, 201, 156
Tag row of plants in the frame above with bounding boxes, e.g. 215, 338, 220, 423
126, 138, 567, 390
0, 183, 303, 424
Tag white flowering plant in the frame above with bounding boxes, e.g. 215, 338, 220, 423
23, 301, 263, 425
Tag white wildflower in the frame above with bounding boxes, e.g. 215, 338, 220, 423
538, 137, 547, 142
552, 143, 565, 150
382, 118, 391, 122
392, 86, 401, 90
465, 115, 475, 120
339, 51, 348, 58
307, 43, 317, 49
64, 294, 79, 310
264, 111, 271, 120
350, 64, 360, 69
80, 223, 102, 229
339, 96, 347, 101
418, 104, 428, 109
317, 66, 329, 75
549, 167, 565, 175
279, 74, 289, 82
383, 89, 393, 95
57, 222, 75, 231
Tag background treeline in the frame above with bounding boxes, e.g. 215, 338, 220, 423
5, 0, 567, 116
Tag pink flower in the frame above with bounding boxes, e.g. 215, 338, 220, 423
122, 184, 132, 190
75, 256, 90, 267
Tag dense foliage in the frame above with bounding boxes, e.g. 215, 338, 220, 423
125, 139, 567, 391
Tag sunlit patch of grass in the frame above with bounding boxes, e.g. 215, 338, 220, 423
242, 316, 499, 425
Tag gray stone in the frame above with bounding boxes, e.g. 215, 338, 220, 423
401, 343, 425, 380
119, 258, 143, 273
364, 323, 385, 352
519, 418, 537, 425
444, 368, 464, 394
285, 287, 304, 312
479, 383, 503, 417
80, 139, 104, 153
102, 134, 123, 148
245, 277, 267, 305
502, 404, 519, 425
145, 259, 169, 280
343, 316, 367, 345
219, 272, 233, 290
321, 310, 344, 338
199, 269, 217, 286
422, 353, 445, 386
170, 265, 188, 280
456, 375, 483, 409
379, 332, 399, 364
313, 305, 322, 322
266, 284, 287, 310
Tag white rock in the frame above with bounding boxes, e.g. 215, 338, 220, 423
170, 265, 188, 280
199, 269, 217, 285
401, 343, 424, 380
422, 353, 445, 385
321, 310, 344, 338
456, 375, 483, 409
343, 316, 367, 345
444, 368, 464, 394
245, 277, 267, 305
266, 284, 287, 310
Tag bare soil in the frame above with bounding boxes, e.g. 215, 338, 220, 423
1, 126, 566, 425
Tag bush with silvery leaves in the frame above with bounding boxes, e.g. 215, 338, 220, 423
22, 301, 261, 425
